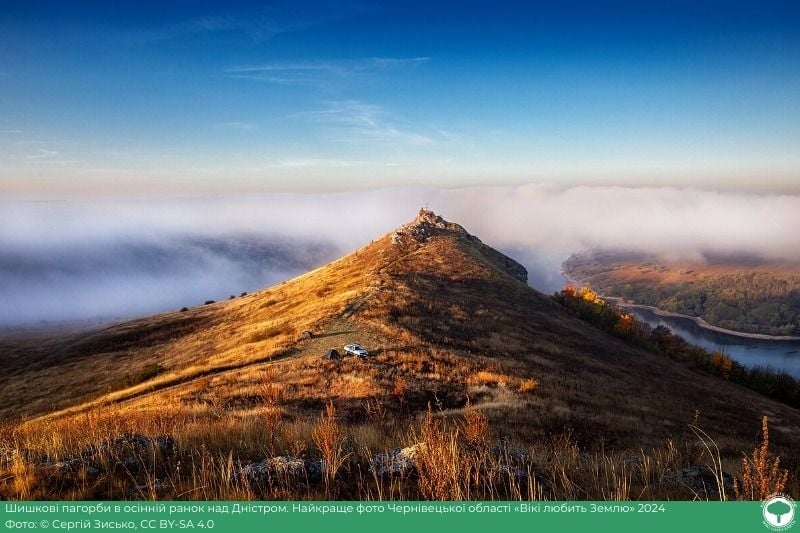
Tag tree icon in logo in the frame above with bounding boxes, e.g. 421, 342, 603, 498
768, 500, 792, 524
763, 495, 796, 530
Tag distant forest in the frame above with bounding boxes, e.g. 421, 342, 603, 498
563, 253, 800, 336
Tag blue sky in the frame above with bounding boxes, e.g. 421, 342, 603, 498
1, 0, 799, 195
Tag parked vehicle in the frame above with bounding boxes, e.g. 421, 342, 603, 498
343, 343, 369, 358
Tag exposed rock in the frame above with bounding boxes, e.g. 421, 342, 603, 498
82, 434, 176, 458
130, 479, 170, 497
370, 444, 423, 477
392, 209, 457, 245
662, 465, 734, 499
80, 434, 176, 473
306, 459, 327, 482
239, 460, 270, 481
240, 456, 306, 482
41, 458, 102, 478
491, 440, 530, 462
488, 254, 528, 283
390, 209, 528, 283
153, 436, 177, 455
269, 456, 307, 476
498, 464, 528, 481
6, 434, 177, 485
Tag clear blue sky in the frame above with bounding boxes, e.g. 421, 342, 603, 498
1, 0, 799, 195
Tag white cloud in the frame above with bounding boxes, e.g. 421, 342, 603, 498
26, 149, 59, 160
4, 185, 798, 263
127, 3, 377, 44
216, 121, 258, 131
437, 184, 800, 263
269, 158, 366, 168
225, 62, 343, 84
299, 100, 436, 146
225, 57, 430, 84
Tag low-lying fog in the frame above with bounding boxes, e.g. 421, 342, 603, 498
2, 185, 799, 326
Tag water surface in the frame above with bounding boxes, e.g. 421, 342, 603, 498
629, 307, 800, 379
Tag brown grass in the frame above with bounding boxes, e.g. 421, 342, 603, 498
467, 371, 514, 388
0, 399, 793, 501
734, 416, 789, 500
518, 378, 538, 394
312, 402, 346, 496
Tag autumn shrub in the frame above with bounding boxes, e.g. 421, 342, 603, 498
312, 401, 347, 496
734, 416, 789, 500
413, 408, 462, 500
463, 402, 489, 445
518, 378, 538, 394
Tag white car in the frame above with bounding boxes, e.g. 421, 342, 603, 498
344, 343, 369, 358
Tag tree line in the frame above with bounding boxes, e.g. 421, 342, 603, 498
554, 286, 800, 409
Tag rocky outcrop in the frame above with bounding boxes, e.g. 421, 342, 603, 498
80, 434, 176, 473
370, 444, 424, 477
239, 456, 327, 484
241, 456, 307, 481
390, 209, 528, 283
8, 433, 177, 481
661, 465, 734, 499
391, 209, 460, 246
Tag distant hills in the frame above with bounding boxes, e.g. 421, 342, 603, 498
563, 250, 800, 336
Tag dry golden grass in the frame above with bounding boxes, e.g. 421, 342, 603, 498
0, 392, 793, 501
467, 370, 515, 388
312, 402, 346, 496
735, 417, 790, 500
518, 378, 539, 394
462, 402, 490, 445
0, 233, 385, 421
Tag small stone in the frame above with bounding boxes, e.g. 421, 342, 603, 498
370, 444, 423, 477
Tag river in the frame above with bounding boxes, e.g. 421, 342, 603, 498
627, 307, 800, 379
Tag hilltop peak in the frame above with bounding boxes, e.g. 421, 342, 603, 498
391, 208, 465, 245
413, 208, 451, 228
387, 209, 527, 284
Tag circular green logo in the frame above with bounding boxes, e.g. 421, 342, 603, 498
763, 495, 796, 531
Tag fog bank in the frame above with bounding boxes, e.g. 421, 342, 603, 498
2, 185, 798, 325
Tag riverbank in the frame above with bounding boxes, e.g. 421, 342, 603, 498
609, 298, 800, 341
561, 271, 800, 342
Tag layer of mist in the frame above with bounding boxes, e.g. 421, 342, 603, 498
0, 232, 338, 326
2, 185, 798, 325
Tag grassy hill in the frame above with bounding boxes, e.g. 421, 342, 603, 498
1, 210, 799, 500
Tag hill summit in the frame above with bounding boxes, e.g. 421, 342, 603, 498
390, 209, 528, 283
